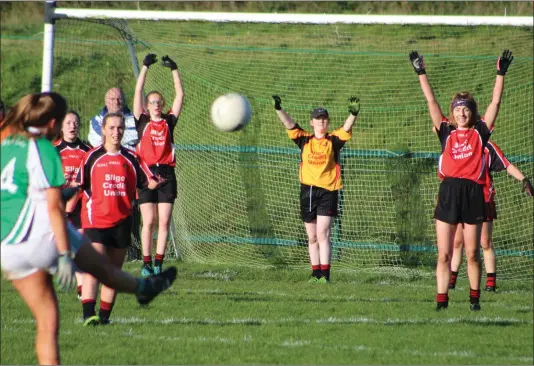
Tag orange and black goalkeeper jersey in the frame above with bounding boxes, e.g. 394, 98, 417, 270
287, 124, 352, 191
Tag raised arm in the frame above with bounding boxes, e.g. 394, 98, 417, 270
344, 96, 360, 132
409, 51, 443, 131
134, 53, 157, 120
483, 50, 513, 130
272, 95, 296, 129
161, 56, 184, 118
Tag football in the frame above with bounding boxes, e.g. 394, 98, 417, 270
210, 93, 252, 132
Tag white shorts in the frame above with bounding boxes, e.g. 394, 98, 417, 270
1, 222, 85, 280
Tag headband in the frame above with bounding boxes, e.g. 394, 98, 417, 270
452, 98, 476, 112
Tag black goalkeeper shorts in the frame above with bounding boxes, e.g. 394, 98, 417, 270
300, 184, 338, 223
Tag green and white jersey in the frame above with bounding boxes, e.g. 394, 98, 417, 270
1, 135, 65, 245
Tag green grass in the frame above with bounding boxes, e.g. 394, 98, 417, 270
1, 261, 532, 364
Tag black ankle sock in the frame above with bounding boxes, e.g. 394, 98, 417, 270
82, 300, 96, 320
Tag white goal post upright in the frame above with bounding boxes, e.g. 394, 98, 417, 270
41, 4, 533, 278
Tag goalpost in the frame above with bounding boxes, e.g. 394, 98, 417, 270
42, 2, 533, 279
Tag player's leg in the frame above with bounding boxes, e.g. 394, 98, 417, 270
11, 271, 60, 365
449, 224, 464, 289
301, 184, 320, 282
139, 201, 157, 277
463, 223, 483, 310
435, 219, 456, 310
98, 247, 127, 324
304, 221, 320, 282
316, 215, 334, 283
480, 221, 496, 291
80, 240, 106, 325
154, 202, 173, 275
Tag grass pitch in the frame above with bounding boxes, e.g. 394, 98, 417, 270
1, 261, 532, 364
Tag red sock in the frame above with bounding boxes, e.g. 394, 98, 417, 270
450, 271, 458, 285
470, 289, 480, 302
155, 253, 165, 267
143, 256, 152, 265
98, 300, 114, 321
436, 293, 449, 303
311, 265, 320, 278
486, 273, 496, 287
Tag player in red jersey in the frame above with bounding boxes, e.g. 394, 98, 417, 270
77, 112, 165, 325
410, 49, 513, 311
54, 110, 92, 299
448, 141, 534, 291
133, 53, 184, 277
1, 93, 176, 364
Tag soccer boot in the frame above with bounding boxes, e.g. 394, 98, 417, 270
436, 303, 448, 311
484, 285, 496, 292
136, 267, 177, 305
470, 302, 481, 311
153, 265, 162, 275
83, 315, 101, 327
141, 263, 154, 278
317, 277, 330, 284
448, 282, 456, 290
308, 276, 319, 283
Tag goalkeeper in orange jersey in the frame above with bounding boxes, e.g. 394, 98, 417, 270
448, 141, 534, 291
272, 95, 359, 283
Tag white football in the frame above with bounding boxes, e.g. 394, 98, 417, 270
210, 93, 252, 132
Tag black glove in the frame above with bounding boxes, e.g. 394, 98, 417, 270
143, 53, 157, 68
409, 51, 426, 75
161, 55, 178, 71
523, 178, 534, 197
348, 96, 360, 117
272, 95, 282, 111
497, 49, 513, 76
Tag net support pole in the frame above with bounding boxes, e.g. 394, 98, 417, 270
41, 1, 56, 92
124, 33, 140, 79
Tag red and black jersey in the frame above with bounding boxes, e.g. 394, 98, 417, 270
54, 138, 92, 213
437, 116, 492, 185
54, 138, 92, 186
77, 145, 151, 229
483, 141, 510, 203
135, 112, 177, 167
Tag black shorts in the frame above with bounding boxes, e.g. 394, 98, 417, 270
66, 201, 82, 229
484, 201, 497, 222
138, 164, 177, 204
434, 178, 485, 225
84, 217, 132, 249
300, 184, 338, 223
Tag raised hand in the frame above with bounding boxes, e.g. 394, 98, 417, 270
523, 178, 534, 197
272, 95, 282, 111
409, 51, 426, 75
348, 96, 360, 117
496, 49, 513, 76
161, 55, 178, 71
55, 251, 76, 291
143, 53, 158, 68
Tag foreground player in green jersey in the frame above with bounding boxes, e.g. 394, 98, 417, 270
0, 92, 177, 365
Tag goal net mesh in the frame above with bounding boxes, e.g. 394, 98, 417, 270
50, 17, 533, 279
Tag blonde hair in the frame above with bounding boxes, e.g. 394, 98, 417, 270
145, 91, 166, 109
448, 92, 479, 128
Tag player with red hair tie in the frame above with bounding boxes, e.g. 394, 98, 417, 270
77, 112, 165, 325
448, 141, 534, 291
133, 53, 184, 277
410, 49, 513, 311
54, 110, 92, 300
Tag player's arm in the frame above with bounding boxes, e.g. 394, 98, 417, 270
506, 164, 534, 197
161, 56, 184, 118
344, 96, 360, 132
134, 53, 157, 120
409, 51, 443, 131
272, 95, 296, 129
484, 50, 513, 130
